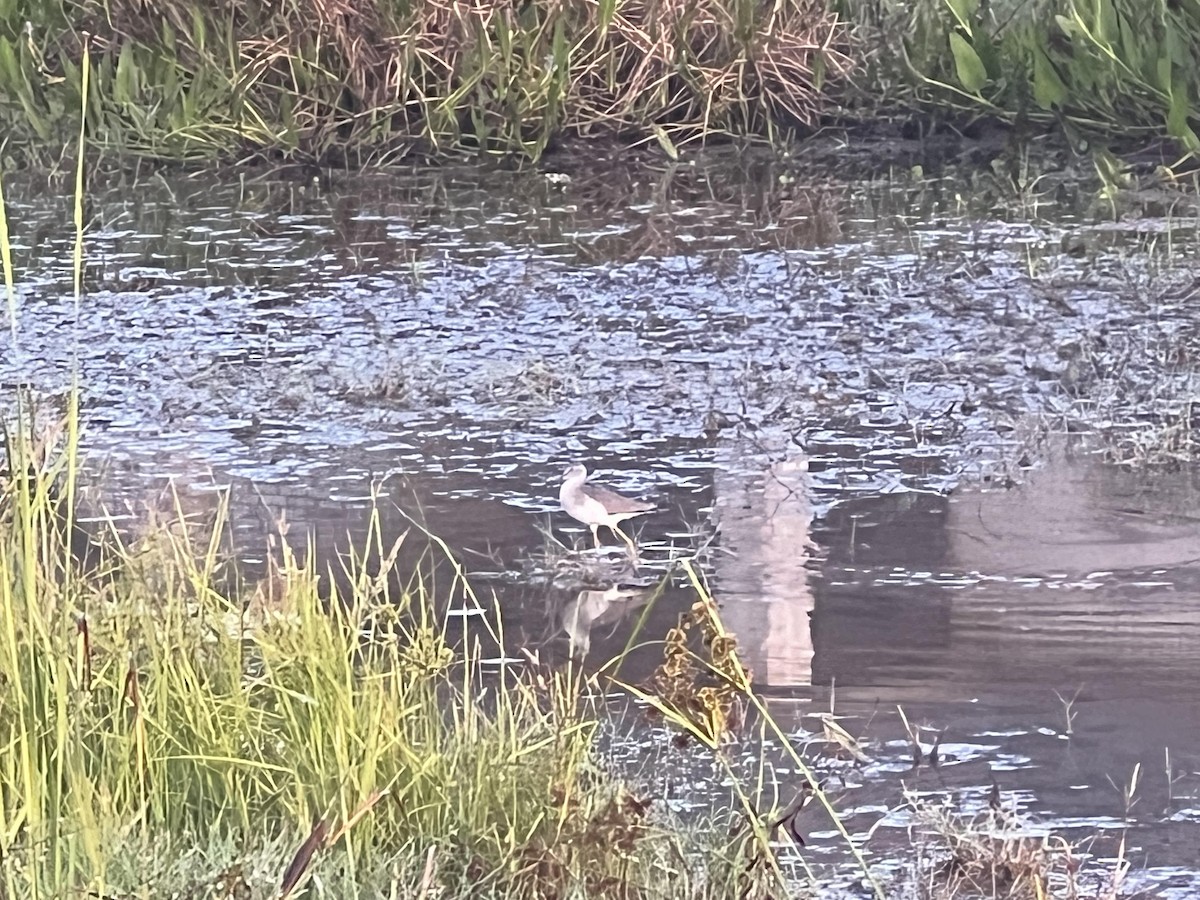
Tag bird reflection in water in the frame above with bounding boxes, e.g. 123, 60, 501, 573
561, 584, 654, 659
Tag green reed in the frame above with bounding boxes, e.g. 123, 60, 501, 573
841, 0, 1200, 157
0, 0, 851, 164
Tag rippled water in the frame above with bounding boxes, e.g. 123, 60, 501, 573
3, 146, 1200, 893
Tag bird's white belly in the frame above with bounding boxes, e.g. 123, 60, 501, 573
572, 494, 612, 524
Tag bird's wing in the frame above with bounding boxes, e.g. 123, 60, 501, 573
581, 483, 656, 514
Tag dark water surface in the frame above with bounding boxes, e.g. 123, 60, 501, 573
3, 148, 1200, 894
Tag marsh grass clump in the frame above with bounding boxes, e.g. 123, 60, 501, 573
1052, 310, 1200, 469
840, 0, 1200, 158
0, 430, 743, 899
485, 356, 585, 410
611, 563, 887, 899
0, 0, 852, 163
903, 788, 1128, 900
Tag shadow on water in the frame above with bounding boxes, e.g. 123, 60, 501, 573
5, 145, 1200, 892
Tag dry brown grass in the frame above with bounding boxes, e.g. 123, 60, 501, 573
4, 0, 854, 160
904, 788, 1132, 900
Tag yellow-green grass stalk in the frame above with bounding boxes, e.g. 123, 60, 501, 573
0, 464, 628, 895
609, 558, 886, 899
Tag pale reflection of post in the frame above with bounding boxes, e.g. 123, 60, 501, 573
713, 443, 815, 687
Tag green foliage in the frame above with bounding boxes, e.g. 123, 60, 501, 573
0, 443, 738, 897
948, 31, 988, 94
0, 0, 853, 163
840, 0, 1200, 151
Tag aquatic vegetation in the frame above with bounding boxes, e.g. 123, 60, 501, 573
2, 24, 1198, 898
0, 0, 852, 164
611, 563, 887, 897
902, 787, 1130, 900
1, 0, 1198, 164
842, 0, 1200, 159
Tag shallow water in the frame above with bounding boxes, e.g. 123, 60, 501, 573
3, 145, 1200, 893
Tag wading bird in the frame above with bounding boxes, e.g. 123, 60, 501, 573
559, 463, 656, 556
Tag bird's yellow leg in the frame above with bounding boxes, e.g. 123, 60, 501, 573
613, 524, 639, 561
